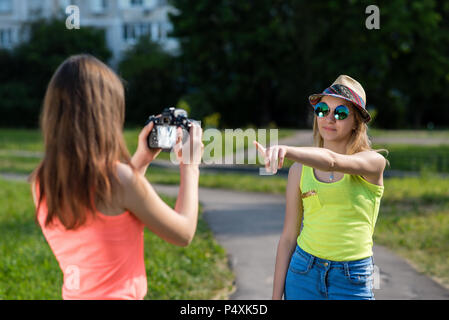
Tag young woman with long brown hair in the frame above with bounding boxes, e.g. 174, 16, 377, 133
30, 54, 203, 300
255, 75, 388, 300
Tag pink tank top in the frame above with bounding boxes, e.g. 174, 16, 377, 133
34, 184, 147, 300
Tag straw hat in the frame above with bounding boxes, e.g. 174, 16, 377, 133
308, 75, 371, 123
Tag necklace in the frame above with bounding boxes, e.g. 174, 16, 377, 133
329, 172, 334, 181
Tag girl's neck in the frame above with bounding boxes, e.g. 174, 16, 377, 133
323, 140, 348, 155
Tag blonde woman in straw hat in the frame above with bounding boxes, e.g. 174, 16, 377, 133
254, 75, 388, 300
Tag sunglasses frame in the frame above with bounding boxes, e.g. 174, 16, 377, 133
314, 102, 350, 120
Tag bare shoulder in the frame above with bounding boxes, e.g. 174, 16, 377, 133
355, 151, 386, 186
116, 162, 135, 184
114, 162, 144, 199
356, 150, 386, 165
353, 150, 386, 172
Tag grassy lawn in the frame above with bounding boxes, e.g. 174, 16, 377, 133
368, 129, 449, 139
371, 144, 449, 173
0, 129, 43, 151
0, 178, 234, 300
1, 128, 449, 292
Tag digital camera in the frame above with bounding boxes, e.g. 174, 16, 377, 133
146, 107, 195, 151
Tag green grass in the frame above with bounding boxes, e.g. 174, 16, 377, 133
371, 144, 449, 173
368, 129, 449, 139
0, 129, 43, 151
0, 178, 234, 300
0, 152, 41, 174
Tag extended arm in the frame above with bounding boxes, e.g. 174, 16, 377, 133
284, 147, 386, 177
254, 141, 386, 177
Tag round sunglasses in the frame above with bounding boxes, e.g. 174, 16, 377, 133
314, 102, 350, 120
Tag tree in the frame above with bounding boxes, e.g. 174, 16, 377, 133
0, 18, 111, 127
118, 37, 185, 125
169, 0, 449, 129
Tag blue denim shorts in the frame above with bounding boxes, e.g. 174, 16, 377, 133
285, 245, 375, 300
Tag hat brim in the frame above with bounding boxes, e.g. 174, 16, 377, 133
309, 93, 371, 123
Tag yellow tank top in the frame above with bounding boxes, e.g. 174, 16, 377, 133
297, 164, 384, 261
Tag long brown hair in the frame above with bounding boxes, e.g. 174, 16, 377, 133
312, 100, 389, 163
31, 54, 133, 230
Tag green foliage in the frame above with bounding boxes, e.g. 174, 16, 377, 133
168, 0, 449, 129
3, 2, 449, 129
203, 112, 221, 128
0, 19, 111, 127
118, 37, 185, 124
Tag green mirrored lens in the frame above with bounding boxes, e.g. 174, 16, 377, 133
334, 105, 349, 120
314, 102, 329, 118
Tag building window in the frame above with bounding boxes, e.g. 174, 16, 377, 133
122, 22, 172, 44
91, 0, 107, 14
151, 22, 171, 42
0, 29, 13, 48
123, 23, 150, 43
0, 0, 13, 13
130, 0, 143, 6
144, 0, 158, 10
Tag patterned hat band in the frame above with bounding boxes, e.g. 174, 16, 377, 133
323, 84, 365, 109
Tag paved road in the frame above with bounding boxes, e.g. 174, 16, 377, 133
153, 184, 449, 300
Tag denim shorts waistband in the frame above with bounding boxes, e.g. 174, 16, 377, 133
296, 244, 373, 268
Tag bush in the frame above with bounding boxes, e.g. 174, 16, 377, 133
118, 37, 185, 125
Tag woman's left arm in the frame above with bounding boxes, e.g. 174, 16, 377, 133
285, 146, 386, 177
254, 141, 386, 177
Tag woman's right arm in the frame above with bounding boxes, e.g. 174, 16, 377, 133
118, 124, 202, 247
272, 162, 303, 300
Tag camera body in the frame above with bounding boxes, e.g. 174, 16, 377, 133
146, 107, 194, 151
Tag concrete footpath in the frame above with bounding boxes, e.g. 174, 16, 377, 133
153, 184, 449, 300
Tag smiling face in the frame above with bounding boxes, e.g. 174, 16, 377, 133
315, 95, 357, 144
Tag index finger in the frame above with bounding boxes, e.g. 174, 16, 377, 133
253, 141, 266, 155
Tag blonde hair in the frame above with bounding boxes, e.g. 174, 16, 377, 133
312, 100, 390, 164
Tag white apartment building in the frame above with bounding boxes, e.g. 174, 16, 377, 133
0, 0, 179, 65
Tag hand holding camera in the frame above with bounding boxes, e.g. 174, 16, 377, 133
132, 121, 163, 175
173, 122, 204, 166
146, 107, 203, 166
146, 107, 193, 151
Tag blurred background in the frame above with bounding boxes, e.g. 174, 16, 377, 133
0, 0, 449, 300
1, 0, 449, 129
